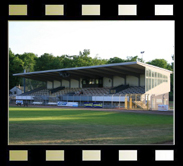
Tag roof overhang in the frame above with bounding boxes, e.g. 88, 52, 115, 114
13, 61, 172, 82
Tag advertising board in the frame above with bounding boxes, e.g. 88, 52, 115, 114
84, 102, 103, 108
57, 101, 78, 107
158, 105, 168, 111
16, 100, 23, 105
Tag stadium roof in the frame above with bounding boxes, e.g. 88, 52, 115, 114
13, 61, 172, 82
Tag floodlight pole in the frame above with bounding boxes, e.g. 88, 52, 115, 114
23, 69, 26, 93
140, 51, 145, 62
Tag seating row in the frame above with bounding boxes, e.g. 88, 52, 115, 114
21, 86, 145, 97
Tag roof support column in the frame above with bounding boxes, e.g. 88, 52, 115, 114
52, 81, 54, 89
112, 76, 114, 88
124, 75, 126, 85
60, 80, 62, 87
23, 69, 26, 93
78, 79, 80, 88
69, 79, 71, 88
138, 76, 140, 86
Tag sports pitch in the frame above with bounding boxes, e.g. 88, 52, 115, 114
9, 106, 173, 145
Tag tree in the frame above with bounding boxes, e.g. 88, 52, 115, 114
147, 59, 169, 69
79, 49, 90, 57
16, 52, 38, 91
126, 56, 145, 62
107, 57, 125, 64
17, 52, 37, 72
107, 55, 144, 64
71, 49, 93, 67
126, 56, 138, 62
34, 53, 55, 71
61, 55, 73, 68
91, 57, 108, 66
9, 49, 24, 89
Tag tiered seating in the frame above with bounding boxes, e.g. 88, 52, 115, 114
30, 89, 49, 96
115, 86, 145, 95
22, 87, 82, 97
19, 86, 47, 96
19, 86, 145, 97
110, 84, 129, 94
51, 88, 82, 96
74, 87, 110, 96
50, 86, 65, 94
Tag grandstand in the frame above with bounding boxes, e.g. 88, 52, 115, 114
12, 61, 172, 110
115, 86, 145, 95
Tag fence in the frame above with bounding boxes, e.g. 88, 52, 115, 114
9, 93, 169, 110
61, 94, 152, 109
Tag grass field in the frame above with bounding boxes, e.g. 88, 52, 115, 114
9, 106, 173, 145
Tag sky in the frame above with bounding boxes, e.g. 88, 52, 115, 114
9, 21, 174, 64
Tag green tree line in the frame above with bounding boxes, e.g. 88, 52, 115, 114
9, 48, 173, 99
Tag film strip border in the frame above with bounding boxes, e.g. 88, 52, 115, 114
2, 1, 177, 165
8, 149, 176, 162
8, 4, 174, 17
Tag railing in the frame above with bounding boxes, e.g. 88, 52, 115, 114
110, 84, 129, 94
19, 86, 47, 96
9, 93, 169, 110
50, 86, 65, 94
62, 95, 92, 102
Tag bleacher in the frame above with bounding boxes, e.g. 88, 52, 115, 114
50, 88, 83, 96
72, 86, 145, 96
50, 86, 65, 94
110, 84, 129, 94
115, 86, 145, 95
30, 88, 49, 96
19, 86, 47, 96
74, 87, 110, 96
19, 85, 145, 98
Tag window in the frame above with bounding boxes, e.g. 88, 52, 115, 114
89, 79, 95, 84
152, 79, 155, 88
83, 80, 86, 84
155, 72, 158, 78
145, 67, 169, 92
158, 73, 160, 78
96, 79, 99, 84
148, 78, 151, 90
146, 77, 148, 91
155, 78, 158, 86
165, 75, 168, 82
146, 69, 149, 77
148, 69, 151, 77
